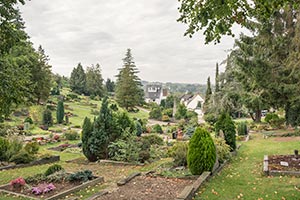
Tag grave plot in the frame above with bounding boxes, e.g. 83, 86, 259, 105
264, 153, 300, 176
95, 175, 194, 200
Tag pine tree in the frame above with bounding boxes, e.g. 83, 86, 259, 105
203, 77, 212, 112
115, 49, 143, 110
56, 101, 64, 124
215, 63, 219, 93
81, 117, 95, 161
85, 63, 104, 97
70, 63, 86, 94
89, 97, 114, 159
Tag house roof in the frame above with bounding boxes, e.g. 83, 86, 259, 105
145, 84, 162, 99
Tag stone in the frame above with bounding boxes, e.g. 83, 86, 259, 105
280, 161, 289, 167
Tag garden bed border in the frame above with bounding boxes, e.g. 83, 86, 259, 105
0, 176, 104, 200
0, 156, 60, 171
263, 155, 300, 177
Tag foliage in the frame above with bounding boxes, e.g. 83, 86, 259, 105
25, 173, 47, 184
115, 49, 144, 110
108, 138, 140, 162
24, 117, 33, 124
85, 63, 104, 97
237, 122, 248, 136
149, 106, 162, 120
67, 170, 93, 183
142, 134, 164, 146
9, 150, 35, 164
152, 124, 163, 134
115, 111, 135, 138
170, 142, 188, 167
5, 137, 23, 161
10, 177, 26, 189
175, 103, 187, 120
46, 171, 68, 183
29, 106, 44, 124
81, 117, 94, 161
265, 113, 279, 124
0, 137, 10, 161
56, 100, 64, 124
32, 183, 56, 195
187, 128, 216, 175
213, 137, 231, 163
63, 130, 79, 140
105, 78, 115, 93
44, 164, 64, 176
42, 109, 53, 127
162, 108, 173, 117
215, 113, 237, 151
135, 121, 142, 137
70, 63, 86, 94
24, 142, 39, 155
161, 115, 170, 122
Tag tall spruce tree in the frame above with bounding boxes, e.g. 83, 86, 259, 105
105, 78, 115, 93
70, 63, 86, 94
203, 77, 212, 112
56, 101, 64, 124
115, 49, 143, 110
85, 63, 104, 97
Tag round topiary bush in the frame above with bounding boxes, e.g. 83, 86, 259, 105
187, 127, 216, 175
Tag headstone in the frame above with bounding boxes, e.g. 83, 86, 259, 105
280, 161, 289, 167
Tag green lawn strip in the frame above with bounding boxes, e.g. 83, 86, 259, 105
197, 133, 300, 200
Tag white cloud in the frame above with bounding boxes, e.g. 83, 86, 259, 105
20, 0, 243, 84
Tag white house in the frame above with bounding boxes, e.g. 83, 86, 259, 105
144, 84, 168, 104
180, 94, 205, 116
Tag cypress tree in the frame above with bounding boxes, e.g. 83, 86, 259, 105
215, 113, 236, 150
56, 100, 64, 124
215, 63, 219, 93
42, 109, 53, 127
187, 128, 216, 175
81, 117, 95, 161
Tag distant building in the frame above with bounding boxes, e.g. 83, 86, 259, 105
145, 84, 168, 104
180, 94, 205, 116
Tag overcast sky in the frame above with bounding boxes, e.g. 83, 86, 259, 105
20, 0, 243, 84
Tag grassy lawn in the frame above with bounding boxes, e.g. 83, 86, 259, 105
197, 132, 300, 200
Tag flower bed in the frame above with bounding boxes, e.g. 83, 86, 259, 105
0, 170, 104, 200
264, 154, 300, 176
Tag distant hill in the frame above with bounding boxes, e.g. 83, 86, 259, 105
142, 81, 207, 96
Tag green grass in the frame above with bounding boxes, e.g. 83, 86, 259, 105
197, 133, 300, 200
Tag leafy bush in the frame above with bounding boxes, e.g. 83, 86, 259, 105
170, 142, 188, 167
91, 109, 100, 115
24, 117, 33, 124
24, 142, 39, 155
162, 108, 173, 117
108, 139, 140, 162
142, 134, 164, 145
187, 128, 216, 175
270, 117, 285, 129
5, 137, 23, 161
47, 171, 68, 182
25, 173, 47, 184
0, 137, 9, 161
215, 113, 236, 151
213, 137, 231, 163
0, 124, 11, 137
152, 124, 163, 134
64, 130, 80, 140
45, 164, 64, 176
42, 109, 53, 127
265, 113, 279, 123
149, 106, 162, 120
135, 121, 142, 137
161, 115, 170, 122
204, 113, 218, 125
10, 150, 35, 164
237, 122, 248, 136
138, 150, 151, 163
67, 170, 93, 183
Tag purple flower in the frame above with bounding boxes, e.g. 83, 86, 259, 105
31, 187, 42, 195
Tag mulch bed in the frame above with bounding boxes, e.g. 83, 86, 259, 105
268, 155, 300, 171
95, 175, 194, 200
1, 181, 81, 199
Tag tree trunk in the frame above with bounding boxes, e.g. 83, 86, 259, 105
255, 109, 262, 123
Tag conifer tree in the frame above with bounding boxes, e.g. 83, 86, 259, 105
215, 63, 219, 93
115, 49, 143, 110
56, 100, 64, 124
81, 117, 95, 161
85, 63, 104, 97
203, 77, 212, 112
70, 63, 86, 94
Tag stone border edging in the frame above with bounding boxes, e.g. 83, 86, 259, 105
0, 176, 104, 200
0, 156, 60, 171
263, 155, 300, 177
117, 172, 141, 186
98, 159, 145, 166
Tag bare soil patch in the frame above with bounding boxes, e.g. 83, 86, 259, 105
269, 155, 300, 171
95, 175, 194, 200
273, 137, 300, 142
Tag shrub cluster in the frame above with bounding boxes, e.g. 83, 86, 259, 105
63, 130, 80, 140
170, 142, 188, 167
237, 121, 248, 136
